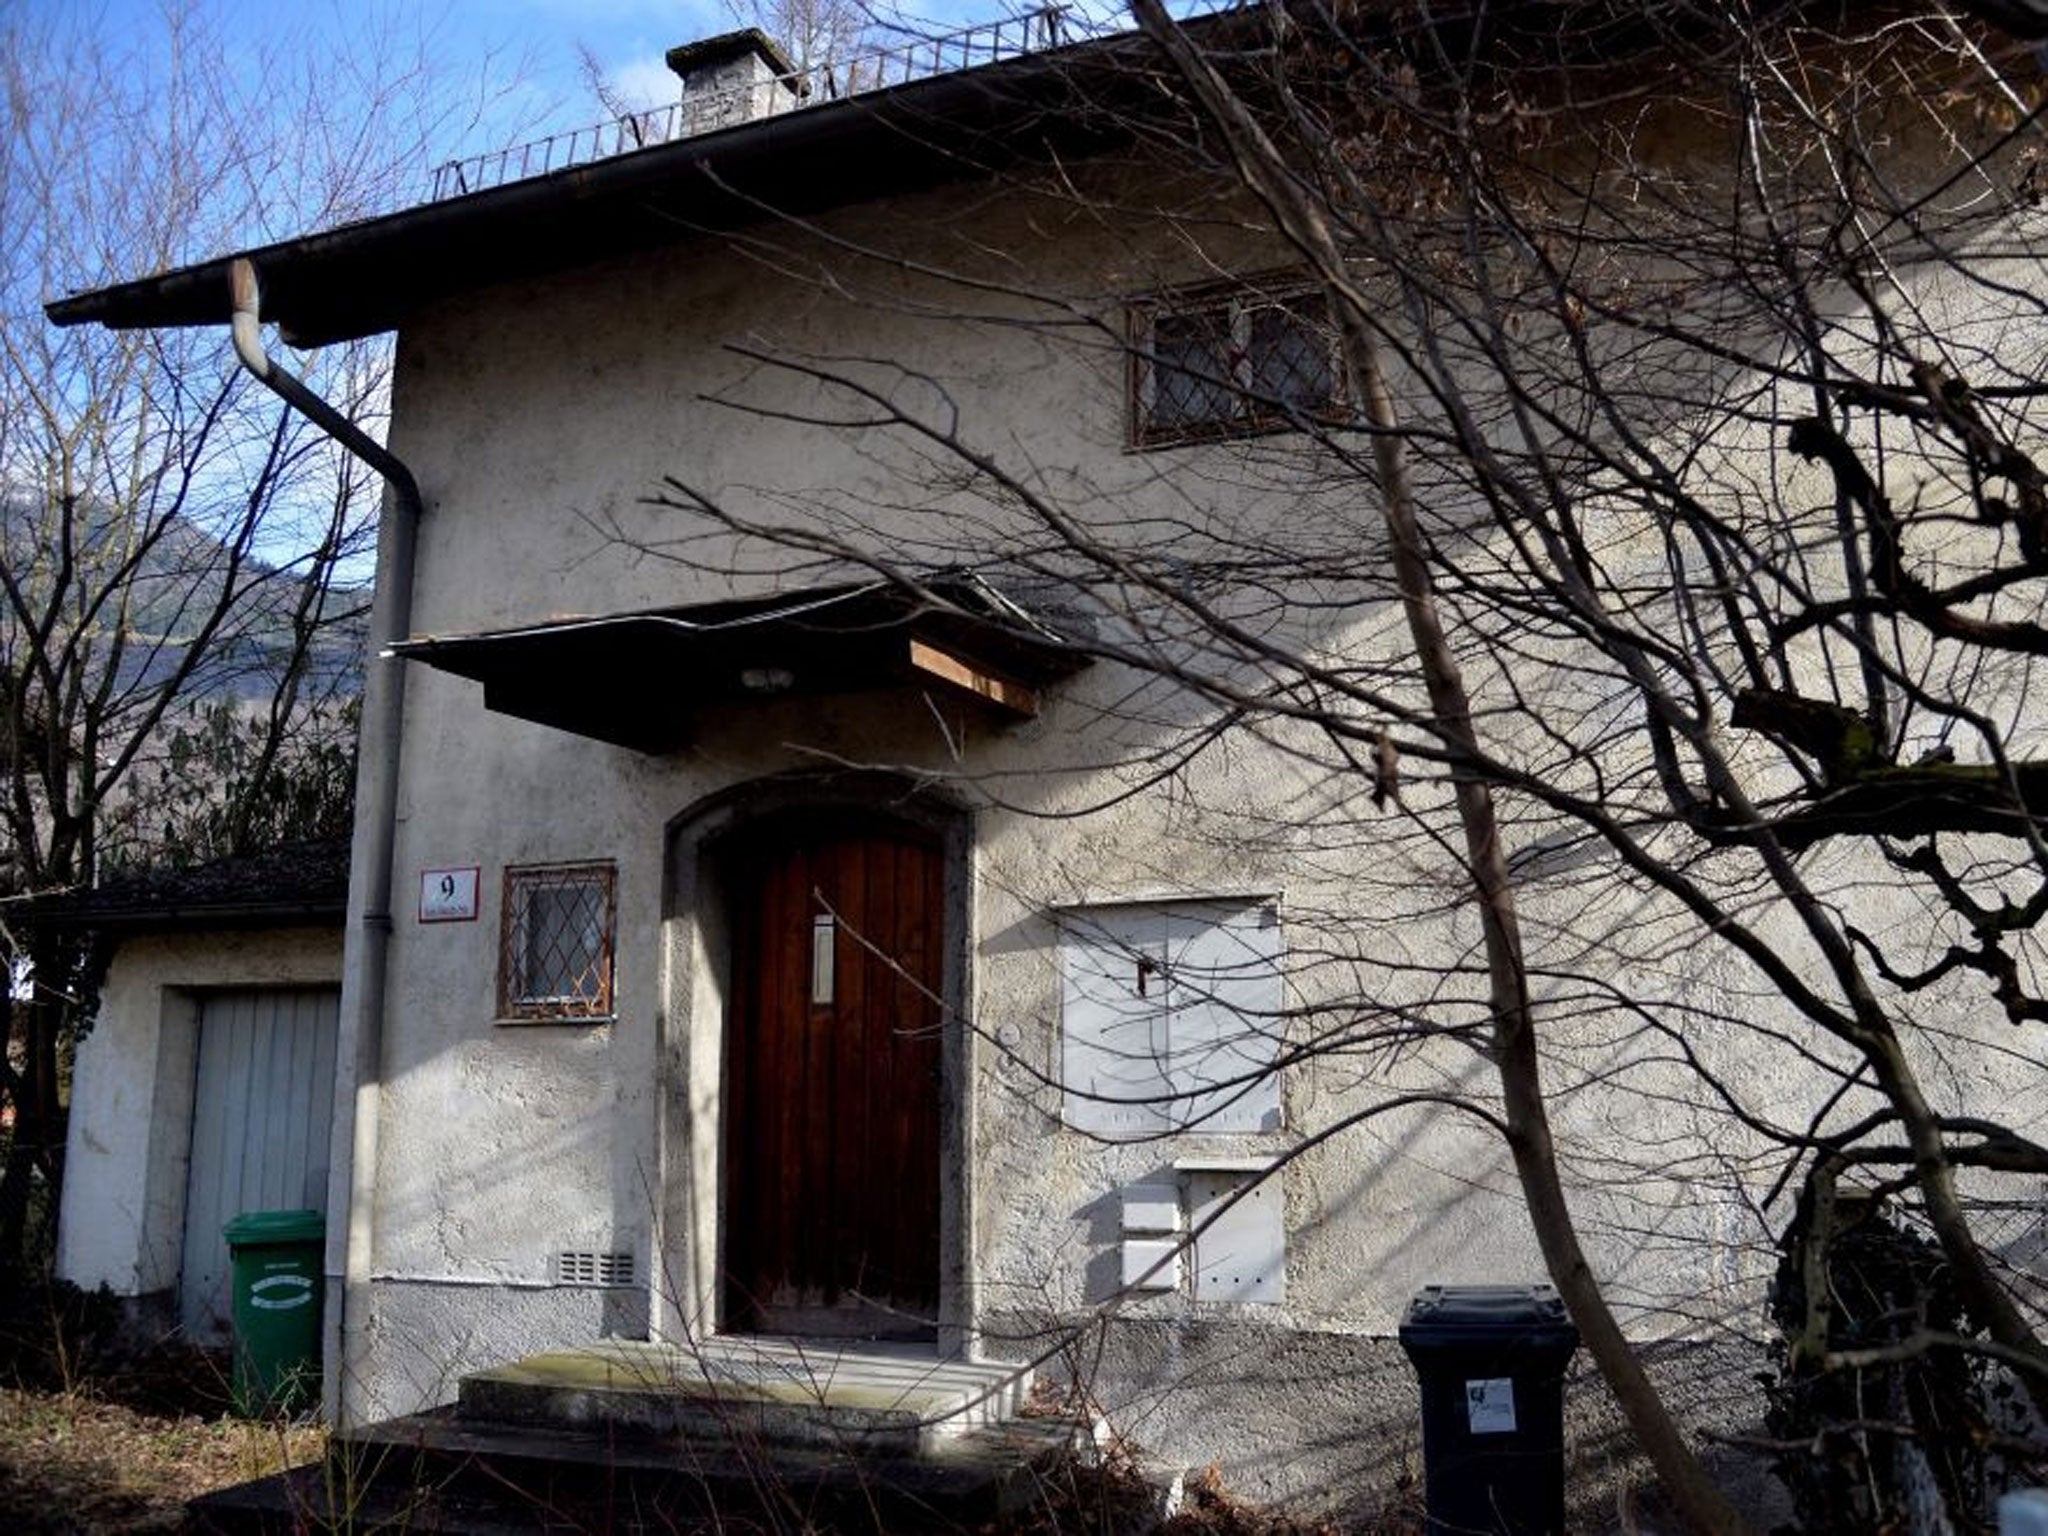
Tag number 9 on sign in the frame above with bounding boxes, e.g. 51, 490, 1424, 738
419, 866, 480, 923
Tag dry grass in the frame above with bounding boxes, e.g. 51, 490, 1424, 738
0, 1384, 323, 1534
0, 1284, 323, 1536
0, 1285, 1416, 1534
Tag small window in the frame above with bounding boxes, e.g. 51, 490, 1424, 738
1131, 287, 1339, 445
499, 862, 616, 1021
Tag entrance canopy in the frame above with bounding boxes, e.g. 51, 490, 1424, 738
389, 579, 1089, 753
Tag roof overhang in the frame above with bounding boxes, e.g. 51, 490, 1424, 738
63, 897, 350, 934
42, 6, 1866, 347
41, 21, 1190, 347
33, 837, 351, 935
389, 581, 1090, 753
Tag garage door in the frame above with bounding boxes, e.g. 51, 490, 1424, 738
179, 987, 341, 1342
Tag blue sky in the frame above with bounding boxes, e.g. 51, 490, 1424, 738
64, 0, 1040, 171
21, 0, 1147, 279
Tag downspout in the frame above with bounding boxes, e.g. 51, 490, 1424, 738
230, 257, 420, 1427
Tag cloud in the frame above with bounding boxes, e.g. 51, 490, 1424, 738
606, 54, 678, 113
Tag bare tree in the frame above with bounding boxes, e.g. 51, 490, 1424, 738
735, 0, 874, 76
597, 2, 2048, 1528
0, 3, 475, 1278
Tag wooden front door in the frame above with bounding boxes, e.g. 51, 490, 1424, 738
722, 818, 944, 1339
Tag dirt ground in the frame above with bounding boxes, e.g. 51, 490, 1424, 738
0, 1384, 1371, 1536
0, 1283, 322, 1535
0, 1385, 322, 1534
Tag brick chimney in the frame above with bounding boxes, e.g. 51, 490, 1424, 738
664, 29, 802, 133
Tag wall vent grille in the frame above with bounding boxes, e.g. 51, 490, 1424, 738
555, 1250, 635, 1287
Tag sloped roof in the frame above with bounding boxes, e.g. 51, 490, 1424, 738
41, 836, 350, 933
41, 15, 1190, 347
40, 2, 1812, 347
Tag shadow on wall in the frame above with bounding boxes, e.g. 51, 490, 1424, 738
979, 1313, 1790, 1530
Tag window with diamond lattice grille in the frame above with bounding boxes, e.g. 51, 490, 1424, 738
499, 863, 615, 1020
1131, 287, 1340, 446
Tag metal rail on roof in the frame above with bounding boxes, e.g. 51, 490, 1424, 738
429, 6, 1076, 203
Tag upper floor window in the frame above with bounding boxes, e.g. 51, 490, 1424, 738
499, 861, 616, 1021
1130, 287, 1340, 446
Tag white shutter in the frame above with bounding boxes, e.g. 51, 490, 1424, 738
1060, 901, 1283, 1138
1061, 908, 1172, 1136
1163, 905, 1283, 1132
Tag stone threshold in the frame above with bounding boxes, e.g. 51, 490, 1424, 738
456, 1335, 1036, 1457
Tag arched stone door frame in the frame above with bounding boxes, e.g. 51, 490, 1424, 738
659, 771, 974, 1355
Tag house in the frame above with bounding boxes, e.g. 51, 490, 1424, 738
44, 3, 2048, 1522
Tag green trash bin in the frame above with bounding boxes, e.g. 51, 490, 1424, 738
223, 1208, 324, 1416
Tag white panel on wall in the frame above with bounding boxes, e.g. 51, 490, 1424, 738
1060, 900, 1283, 1138
1187, 1168, 1284, 1304
1120, 1183, 1180, 1234
179, 988, 340, 1342
1121, 1236, 1182, 1292
1061, 908, 1169, 1138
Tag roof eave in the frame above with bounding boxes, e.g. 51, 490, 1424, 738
39, 897, 348, 934
42, 30, 1162, 347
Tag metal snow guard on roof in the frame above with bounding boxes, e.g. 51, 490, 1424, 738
389, 578, 1089, 753
429, 8, 1076, 203
43, 4, 1262, 347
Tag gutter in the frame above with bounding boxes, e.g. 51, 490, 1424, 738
231, 258, 420, 1428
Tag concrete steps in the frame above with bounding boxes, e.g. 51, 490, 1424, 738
186, 1336, 1076, 1534
457, 1336, 1035, 1456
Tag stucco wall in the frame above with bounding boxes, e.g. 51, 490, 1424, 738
57, 925, 344, 1304
344, 173, 1693, 1422
355, 185, 1511, 1374
331, 147, 2048, 1518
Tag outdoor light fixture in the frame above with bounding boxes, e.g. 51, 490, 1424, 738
738, 667, 796, 694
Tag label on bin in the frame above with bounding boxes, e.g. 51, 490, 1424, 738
1466, 1377, 1516, 1434
249, 1274, 314, 1311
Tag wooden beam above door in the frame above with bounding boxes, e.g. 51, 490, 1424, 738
908, 639, 1039, 718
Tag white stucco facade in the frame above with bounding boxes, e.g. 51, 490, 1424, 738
289, 149, 1793, 1490
309, 175, 1573, 1465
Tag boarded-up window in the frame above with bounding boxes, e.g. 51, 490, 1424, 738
1059, 900, 1284, 1138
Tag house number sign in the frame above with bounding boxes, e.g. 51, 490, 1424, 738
419, 866, 480, 923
